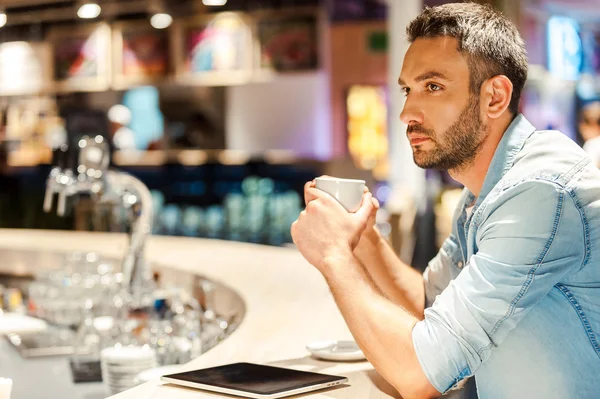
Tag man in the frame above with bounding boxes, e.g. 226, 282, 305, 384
579, 100, 600, 168
291, 3, 600, 399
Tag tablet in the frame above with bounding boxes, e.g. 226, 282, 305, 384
161, 362, 348, 398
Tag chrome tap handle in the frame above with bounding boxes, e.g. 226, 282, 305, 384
44, 144, 69, 213
43, 166, 62, 213
57, 189, 67, 217
56, 169, 75, 217
43, 186, 55, 213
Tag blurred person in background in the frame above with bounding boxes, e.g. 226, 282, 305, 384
579, 100, 600, 167
292, 3, 600, 399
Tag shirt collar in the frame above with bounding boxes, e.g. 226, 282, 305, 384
473, 113, 536, 206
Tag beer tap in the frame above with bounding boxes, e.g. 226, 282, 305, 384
43, 135, 154, 304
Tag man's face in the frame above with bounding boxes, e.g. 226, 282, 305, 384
399, 37, 488, 171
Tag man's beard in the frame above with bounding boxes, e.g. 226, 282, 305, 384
408, 95, 487, 171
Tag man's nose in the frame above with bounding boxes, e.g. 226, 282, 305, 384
400, 98, 424, 126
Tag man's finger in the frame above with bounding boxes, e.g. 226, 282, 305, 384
305, 191, 319, 205
371, 197, 380, 210
303, 180, 317, 205
306, 187, 347, 211
355, 193, 374, 225
306, 187, 332, 202
304, 182, 321, 205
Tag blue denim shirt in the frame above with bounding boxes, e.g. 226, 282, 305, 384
412, 114, 600, 398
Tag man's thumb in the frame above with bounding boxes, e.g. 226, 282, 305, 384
355, 193, 374, 224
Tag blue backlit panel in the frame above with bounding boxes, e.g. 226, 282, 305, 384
547, 16, 583, 81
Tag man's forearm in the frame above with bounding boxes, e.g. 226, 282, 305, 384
321, 251, 439, 399
354, 227, 426, 319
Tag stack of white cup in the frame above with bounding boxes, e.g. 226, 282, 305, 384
0, 378, 12, 399
101, 345, 157, 395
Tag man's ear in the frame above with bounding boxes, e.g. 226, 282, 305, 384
480, 75, 513, 119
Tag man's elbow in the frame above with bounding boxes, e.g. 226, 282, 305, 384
394, 378, 441, 399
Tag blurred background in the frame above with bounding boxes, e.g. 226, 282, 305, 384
0, 0, 598, 269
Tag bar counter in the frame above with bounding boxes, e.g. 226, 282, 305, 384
0, 229, 401, 399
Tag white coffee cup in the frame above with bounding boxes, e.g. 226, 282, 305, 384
315, 177, 366, 213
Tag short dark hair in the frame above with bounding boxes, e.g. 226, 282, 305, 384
406, 2, 528, 115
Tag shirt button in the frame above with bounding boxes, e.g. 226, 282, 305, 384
457, 261, 464, 269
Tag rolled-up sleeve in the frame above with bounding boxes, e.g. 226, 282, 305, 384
412, 181, 585, 393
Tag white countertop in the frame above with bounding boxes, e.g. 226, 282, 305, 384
0, 229, 401, 399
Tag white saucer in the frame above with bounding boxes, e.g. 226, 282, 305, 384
306, 340, 366, 362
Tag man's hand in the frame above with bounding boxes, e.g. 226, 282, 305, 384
292, 186, 374, 273
303, 178, 380, 247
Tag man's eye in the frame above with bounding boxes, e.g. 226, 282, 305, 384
401, 87, 410, 97
427, 83, 442, 92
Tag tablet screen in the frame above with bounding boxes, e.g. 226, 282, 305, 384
162, 362, 346, 395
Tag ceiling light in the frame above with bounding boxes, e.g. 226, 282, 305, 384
150, 13, 172, 29
0, 10, 6, 28
77, 3, 101, 19
202, 0, 227, 6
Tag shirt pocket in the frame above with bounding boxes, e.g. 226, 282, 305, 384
441, 234, 465, 273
